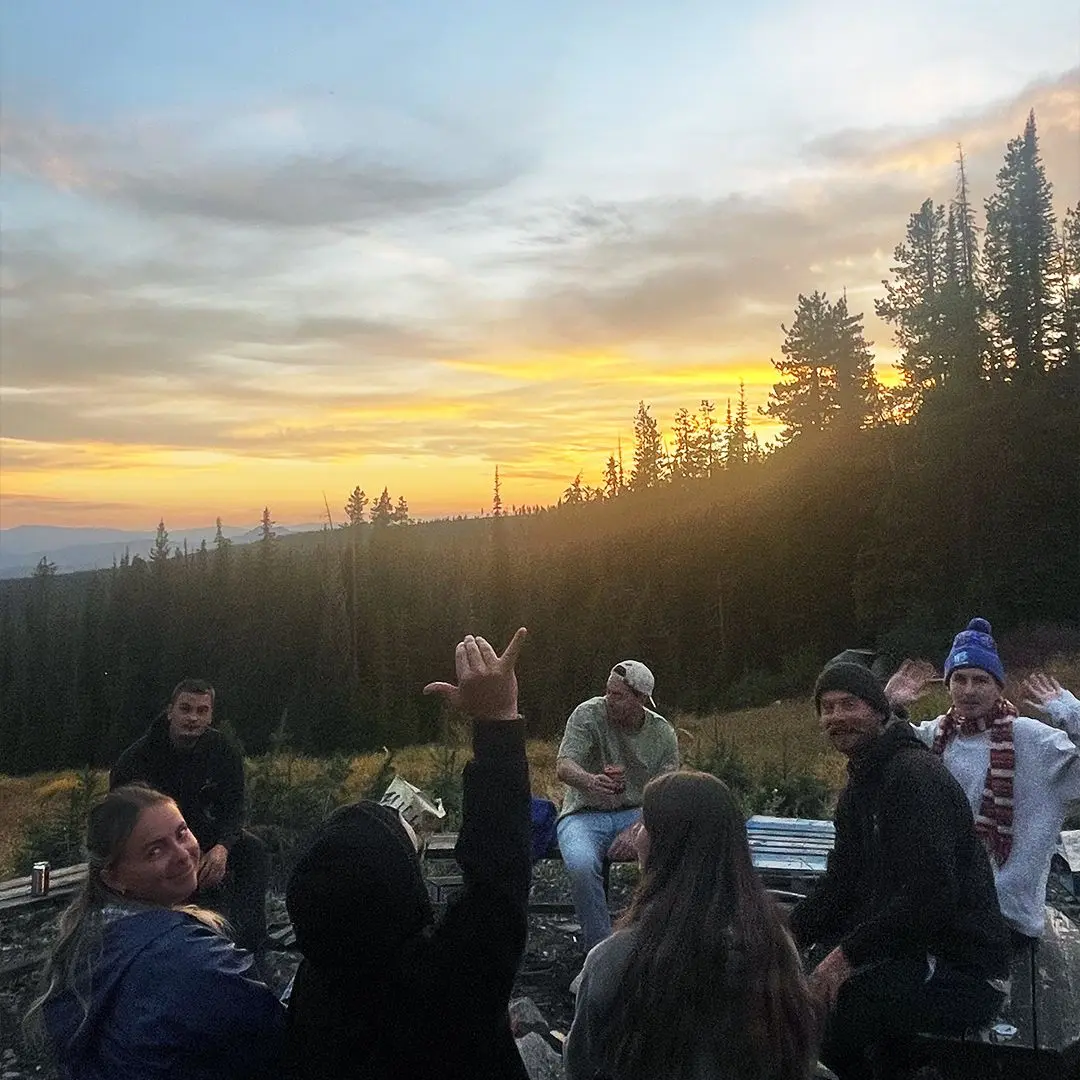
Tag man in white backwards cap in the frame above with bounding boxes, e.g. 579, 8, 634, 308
555, 660, 679, 971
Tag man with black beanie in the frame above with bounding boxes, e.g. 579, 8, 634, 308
283, 628, 531, 1080
789, 659, 1011, 1079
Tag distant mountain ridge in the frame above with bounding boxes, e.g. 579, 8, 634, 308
0, 523, 325, 578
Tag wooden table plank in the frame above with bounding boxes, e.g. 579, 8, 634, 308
0, 885, 80, 914
1033, 906, 1080, 1061
0, 863, 89, 899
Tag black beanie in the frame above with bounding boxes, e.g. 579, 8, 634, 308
814, 661, 890, 719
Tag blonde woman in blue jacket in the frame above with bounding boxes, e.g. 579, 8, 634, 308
27, 783, 284, 1080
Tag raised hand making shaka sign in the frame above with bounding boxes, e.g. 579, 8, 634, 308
424, 628, 528, 722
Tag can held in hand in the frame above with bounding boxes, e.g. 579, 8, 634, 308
31, 861, 51, 897
603, 765, 626, 794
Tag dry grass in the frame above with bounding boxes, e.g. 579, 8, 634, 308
0, 744, 565, 879
671, 700, 848, 793
0, 770, 108, 879
3, 652, 1077, 880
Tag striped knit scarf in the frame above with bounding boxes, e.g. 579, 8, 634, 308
932, 697, 1018, 867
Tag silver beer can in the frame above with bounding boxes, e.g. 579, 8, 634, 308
31, 861, 51, 897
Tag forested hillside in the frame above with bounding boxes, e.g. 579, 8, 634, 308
1, 112, 1077, 774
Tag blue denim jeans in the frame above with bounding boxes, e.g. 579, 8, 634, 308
556, 808, 642, 950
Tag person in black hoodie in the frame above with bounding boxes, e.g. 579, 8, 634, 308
284, 628, 532, 1080
110, 678, 269, 953
790, 660, 1011, 1080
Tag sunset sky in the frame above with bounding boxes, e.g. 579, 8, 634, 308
2, 2, 1078, 529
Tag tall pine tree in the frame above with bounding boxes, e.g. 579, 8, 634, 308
695, 399, 718, 477
952, 146, 980, 294
630, 401, 666, 490
941, 148, 986, 387
877, 151, 987, 405
876, 199, 949, 401
983, 111, 1061, 378
561, 473, 587, 505
213, 516, 231, 550
670, 408, 699, 481
1058, 202, 1080, 369
763, 291, 838, 442
344, 487, 368, 526
766, 291, 877, 439
371, 488, 394, 527
149, 519, 170, 564
724, 382, 751, 466
831, 294, 878, 430
602, 454, 622, 499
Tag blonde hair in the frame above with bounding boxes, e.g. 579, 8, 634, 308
24, 784, 227, 1044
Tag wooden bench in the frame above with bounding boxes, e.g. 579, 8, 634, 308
0, 863, 88, 914
423, 830, 634, 915
422, 815, 834, 914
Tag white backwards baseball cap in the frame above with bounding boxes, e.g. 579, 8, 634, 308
610, 660, 656, 708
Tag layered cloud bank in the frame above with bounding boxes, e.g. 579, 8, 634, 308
2, 0, 1077, 525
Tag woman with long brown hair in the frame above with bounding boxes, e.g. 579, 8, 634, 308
25, 783, 284, 1080
564, 770, 821, 1080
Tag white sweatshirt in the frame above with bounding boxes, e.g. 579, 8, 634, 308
911, 689, 1080, 938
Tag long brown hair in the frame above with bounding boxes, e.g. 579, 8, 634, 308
24, 784, 224, 1043
602, 771, 820, 1080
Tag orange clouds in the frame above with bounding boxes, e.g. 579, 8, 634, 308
2, 69, 1077, 528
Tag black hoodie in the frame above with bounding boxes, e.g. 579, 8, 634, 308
790, 720, 1010, 980
110, 713, 246, 852
284, 718, 532, 1080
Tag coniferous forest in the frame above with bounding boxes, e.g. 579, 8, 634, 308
1, 112, 1077, 776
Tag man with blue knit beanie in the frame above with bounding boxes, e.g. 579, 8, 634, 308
907, 618, 1080, 942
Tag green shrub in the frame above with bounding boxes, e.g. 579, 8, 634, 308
360, 748, 397, 801
246, 751, 353, 885
753, 767, 832, 819
683, 735, 757, 815
12, 766, 102, 874
425, 717, 469, 831
684, 726, 835, 821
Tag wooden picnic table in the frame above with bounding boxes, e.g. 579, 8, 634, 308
745, 815, 833, 888
423, 815, 834, 913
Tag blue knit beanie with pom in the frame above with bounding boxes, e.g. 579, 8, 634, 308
944, 617, 1005, 686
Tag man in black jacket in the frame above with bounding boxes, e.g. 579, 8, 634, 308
790, 661, 1011, 1080
110, 678, 269, 953
284, 628, 532, 1080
